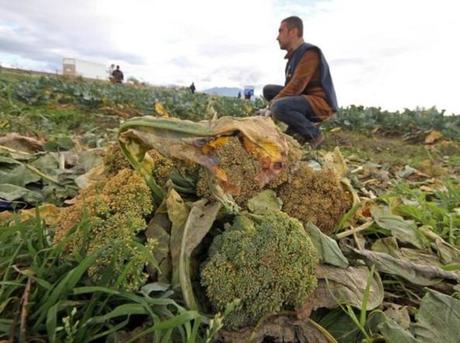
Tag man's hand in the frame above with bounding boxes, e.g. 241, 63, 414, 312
255, 107, 272, 117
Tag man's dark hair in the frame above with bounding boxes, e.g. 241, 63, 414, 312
282, 16, 303, 37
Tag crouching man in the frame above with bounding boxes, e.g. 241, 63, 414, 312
263, 16, 338, 149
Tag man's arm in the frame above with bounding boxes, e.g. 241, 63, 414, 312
272, 49, 320, 101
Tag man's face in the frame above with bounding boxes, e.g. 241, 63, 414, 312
277, 21, 296, 50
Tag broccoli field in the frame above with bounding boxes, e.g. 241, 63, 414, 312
1, 67, 460, 342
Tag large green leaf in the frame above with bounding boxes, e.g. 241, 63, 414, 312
0, 164, 41, 186
371, 312, 416, 343
166, 189, 190, 289
316, 309, 362, 343
30, 153, 60, 175
0, 156, 41, 186
376, 290, 460, 343
0, 155, 22, 167
0, 183, 43, 203
412, 289, 460, 342
179, 199, 221, 310
371, 207, 425, 248
306, 223, 349, 268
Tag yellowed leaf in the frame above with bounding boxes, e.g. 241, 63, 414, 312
0, 211, 13, 223
0, 119, 9, 129
419, 185, 436, 193
154, 102, 171, 117
0, 204, 62, 226
202, 136, 231, 154
323, 147, 348, 179
425, 130, 443, 144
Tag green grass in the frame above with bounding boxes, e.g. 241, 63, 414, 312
380, 180, 460, 246
0, 214, 223, 342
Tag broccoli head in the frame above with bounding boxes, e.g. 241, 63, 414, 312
277, 161, 351, 234
268, 135, 303, 188
196, 136, 263, 206
103, 143, 132, 175
147, 149, 175, 187
54, 168, 154, 290
200, 210, 318, 329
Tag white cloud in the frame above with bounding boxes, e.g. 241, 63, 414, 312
0, 0, 459, 113
292, 0, 460, 113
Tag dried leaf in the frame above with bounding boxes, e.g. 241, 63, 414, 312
145, 201, 172, 282
315, 264, 384, 311
424, 130, 442, 144
348, 247, 460, 285
384, 304, 411, 329
0, 133, 43, 154
118, 116, 289, 200
323, 147, 348, 179
218, 314, 337, 343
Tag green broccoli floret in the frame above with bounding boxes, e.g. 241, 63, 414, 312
54, 168, 155, 290
200, 210, 318, 329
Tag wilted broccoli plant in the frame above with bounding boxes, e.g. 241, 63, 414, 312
200, 210, 318, 329
277, 161, 351, 234
196, 136, 263, 206
54, 168, 155, 290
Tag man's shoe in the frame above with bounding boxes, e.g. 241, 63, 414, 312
291, 132, 308, 145
308, 133, 325, 149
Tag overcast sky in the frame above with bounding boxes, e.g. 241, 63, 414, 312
1, 0, 459, 113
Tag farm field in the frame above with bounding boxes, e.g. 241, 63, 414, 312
1, 68, 460, 342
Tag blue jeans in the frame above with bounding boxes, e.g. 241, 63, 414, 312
263, 84, 320, 140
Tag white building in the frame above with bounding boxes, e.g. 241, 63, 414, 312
62, 58, 109, 80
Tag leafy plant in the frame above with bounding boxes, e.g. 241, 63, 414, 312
381, 181, 460, 246
0, 213, 223, 342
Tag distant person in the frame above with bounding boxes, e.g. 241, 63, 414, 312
111, 65, 124, 84
244, 89, 253, 100
190, 82, 196, 94
108, 64, 115, 81
263, 16, 338, 149
237, 91, 241, 99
